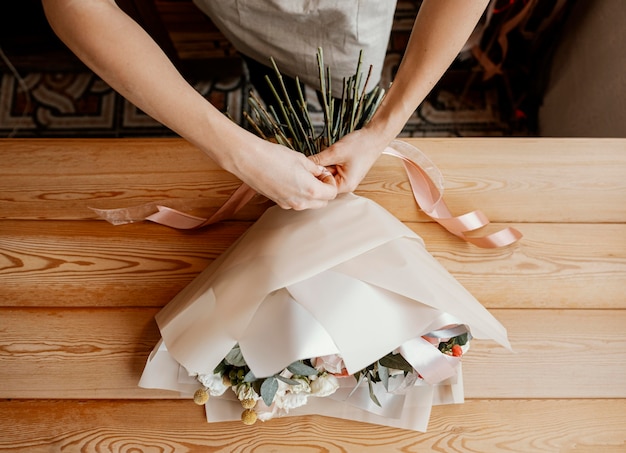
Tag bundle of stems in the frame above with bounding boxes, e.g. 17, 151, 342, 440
244, 48, 385, 156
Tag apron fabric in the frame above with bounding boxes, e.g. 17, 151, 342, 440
192, 0, 397, 96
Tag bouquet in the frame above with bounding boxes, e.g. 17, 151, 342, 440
100, 50, 521, 431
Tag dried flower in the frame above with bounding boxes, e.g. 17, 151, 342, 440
241, 398, 256, 409
193, 388, 209, 405
241, 409, 258, 425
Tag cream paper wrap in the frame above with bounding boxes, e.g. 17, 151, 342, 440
139, 193, 511, 431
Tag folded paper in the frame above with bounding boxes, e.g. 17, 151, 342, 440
140, 191, 512, 431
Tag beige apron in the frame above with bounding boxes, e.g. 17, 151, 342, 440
192, 0, 397, 96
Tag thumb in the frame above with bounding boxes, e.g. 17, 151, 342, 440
310, 148, 338, 168
303, 158, 337, 198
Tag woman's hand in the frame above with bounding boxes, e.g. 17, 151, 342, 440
311, 128, 387, 194
231, 138, 338, 210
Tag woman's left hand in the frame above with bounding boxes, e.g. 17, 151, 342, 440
311, 128, 387, 194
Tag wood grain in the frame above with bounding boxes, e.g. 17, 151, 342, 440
0, 220, 248, 307
1, 308, 624, 399
2, 138, 625, 222
392, 138, 626, 223
2, 221, 624, 309
0, 399, 623, 452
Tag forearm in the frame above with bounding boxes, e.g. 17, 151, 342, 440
367, 0, 490, 142
41, 0, 252, 171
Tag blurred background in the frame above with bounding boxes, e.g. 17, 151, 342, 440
1, 0, 624, 139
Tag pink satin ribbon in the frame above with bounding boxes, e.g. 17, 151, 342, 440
145, 182, 257, 229
94, 141, 521, 248
382, 144, 522, 248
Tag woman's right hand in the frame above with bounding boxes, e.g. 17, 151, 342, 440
223, 136, 338, 211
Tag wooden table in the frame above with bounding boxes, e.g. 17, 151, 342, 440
1, 137, 625, 452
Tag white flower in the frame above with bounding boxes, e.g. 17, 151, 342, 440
275, 391, 309, 411
196, 372, 229, 396
234, 383, 259, 401
310, 373, 339, 397
289, 378, 311, 394
265, 377, 311, 413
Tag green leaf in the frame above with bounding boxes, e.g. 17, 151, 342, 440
224, 345, 247, 367
367, 379, 382, 407
378, 363, 390, 391
287, 361, 318, 376
212, 360, 227, 376
260, 377, 279, 406
378, 353, 414, 373
243, 369, 256, 383
348, 372, 364, 399
455, 333, 470, 346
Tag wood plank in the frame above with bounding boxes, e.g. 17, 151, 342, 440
0, 220, 248, 307
392, 137, 626, 223
0, 399, 624, 452
2, 138, 625, 223
2, 220, 624, 309
0, 138, 263, 221
1, 308, 624, 399
430, 222, 626, 310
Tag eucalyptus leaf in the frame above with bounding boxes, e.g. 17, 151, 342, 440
378, 363, 390, 391
347, 372, 364, 399
260, 377, 279, 406
378, 353, 414, 373
213, 360, 227, 375
243, 370, 256, 383
287, 361, 318, 376
367, 379, 382, 407
224, 345, 247, 367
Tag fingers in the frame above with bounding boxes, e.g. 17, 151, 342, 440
314, 165, 336, 187
310, 148, 336, 168
273, 160, 337, 211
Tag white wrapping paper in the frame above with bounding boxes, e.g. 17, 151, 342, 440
140, 192, 511, 431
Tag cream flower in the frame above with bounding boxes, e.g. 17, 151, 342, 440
275, 391, 309, 411
197, 372, 229, 396
234, 383, 259, 402
289, 378, 311, 394
310, 373, 339, 397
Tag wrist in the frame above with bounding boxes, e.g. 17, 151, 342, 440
365, 95, 414, 146
189, 113, 261, 178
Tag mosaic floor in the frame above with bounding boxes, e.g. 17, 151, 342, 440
0, 1, 528, 138
1, 66, 525, 139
